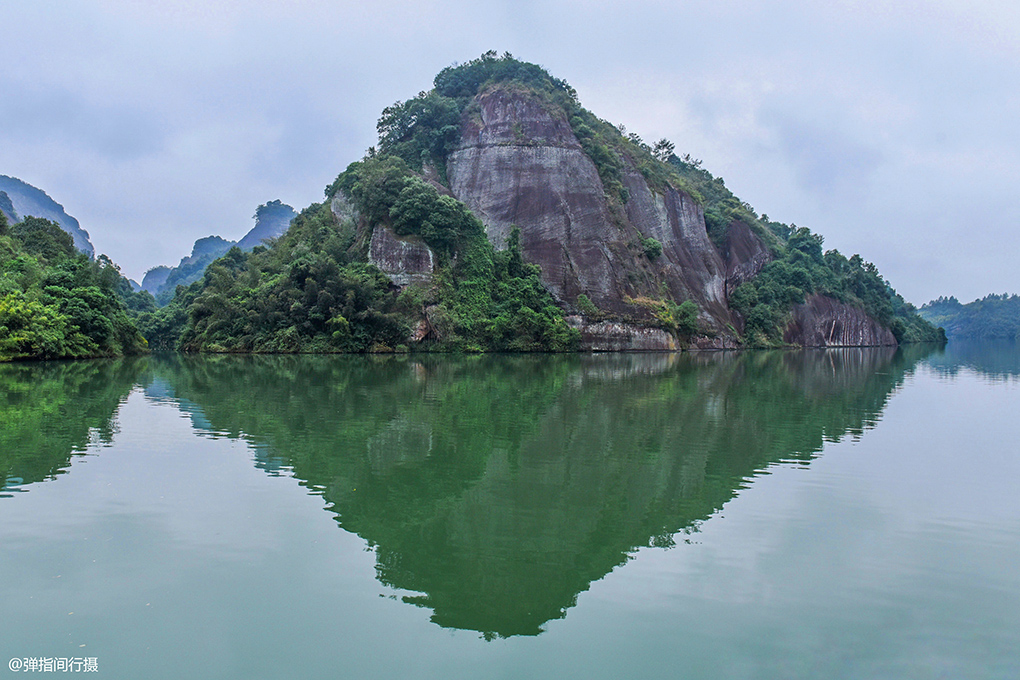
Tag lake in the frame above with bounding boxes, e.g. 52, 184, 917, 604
2, 343, 1018, 679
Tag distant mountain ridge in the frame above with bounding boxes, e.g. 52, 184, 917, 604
142, 235, 236, 304
0, 175, 95, 257
142, 200, 296, 304
919, 294, 1020, 340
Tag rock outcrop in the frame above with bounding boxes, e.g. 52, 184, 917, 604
565, 316, 676, 351
784, 294, 897, 347
446, 86, 738, 336
369, 225, 435, 287
140, 266, 172, 294
332, 70, 909, 350
237, 200, 296, 251
0, 191, 17, 224
722, 220, 773, 295
448, 88, 627, 311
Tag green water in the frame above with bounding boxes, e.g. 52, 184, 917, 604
2, 344, 1018, 679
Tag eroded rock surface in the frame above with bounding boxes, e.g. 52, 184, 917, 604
363, 83, 898, 350
722, 221, 773, 294
369, 225, 435, 286
448, 89, 628, 310
784, 294, 897, 347
446, 86, 741, 338
566, 316, 676, 351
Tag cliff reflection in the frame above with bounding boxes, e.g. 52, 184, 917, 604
151, 347, 929, 637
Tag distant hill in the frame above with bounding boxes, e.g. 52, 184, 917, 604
919, 294, 1020, 340
139, 266, 172, 294
0, 175, 95, 257
142, 200, 296, 304
144, 235, 236, 305
0, 191, 17, 224
238, 200, 296, 250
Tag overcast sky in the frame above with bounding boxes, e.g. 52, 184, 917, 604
2, 0, 1017, 303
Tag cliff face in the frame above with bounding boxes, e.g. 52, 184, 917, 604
369, 225, 435, 286
447, 89, 626, 311
0, 191, 17, 224
446, 87, 738, 334
140, 266, 171, 294
784, 294, 897, 347
722, 220, 773, 295
565, 316, 676, 351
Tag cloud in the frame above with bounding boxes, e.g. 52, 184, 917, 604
0, 78, 167, 159
767, 115, 883, 199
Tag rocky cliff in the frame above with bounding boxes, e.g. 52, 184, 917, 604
0, 191, 17, 224
784, 294, 897, 347
165, 54, 934, 353
237, 199, 297, 251
446, 86, 740, 336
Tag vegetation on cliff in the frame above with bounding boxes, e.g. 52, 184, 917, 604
0, 212, 149, 361
919, 294, 1020, 340
667, 157, 944, 345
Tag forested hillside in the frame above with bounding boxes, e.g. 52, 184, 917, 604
920, 294, 1020, 340
0, 211, 150, 361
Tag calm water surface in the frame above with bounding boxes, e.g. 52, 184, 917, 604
1, 343, 1018, 679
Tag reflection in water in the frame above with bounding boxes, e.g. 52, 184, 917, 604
4, 346, 959, 638
147, 347, 930, 637
0, 358, 145, 495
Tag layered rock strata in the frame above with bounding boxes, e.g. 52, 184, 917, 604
565, 316, 676, 352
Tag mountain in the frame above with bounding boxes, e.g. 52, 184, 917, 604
139, 266, 172, 295
919, 294, 1020, 340
141, 201, 296, 303
0, 175, 95, 257
144, 53, 942, 353
237, 200, 297, 251
0, 191, 17, 224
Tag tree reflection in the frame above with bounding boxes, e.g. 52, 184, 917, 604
0, 358, 145, 494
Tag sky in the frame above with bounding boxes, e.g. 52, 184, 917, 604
2, 0, 1017, 304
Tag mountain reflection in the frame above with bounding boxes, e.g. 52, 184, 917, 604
149, 348, 929, 637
